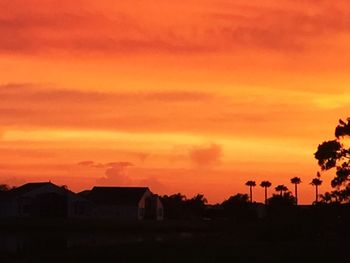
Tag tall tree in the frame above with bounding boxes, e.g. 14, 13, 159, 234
260, 181, 272, 205
290, 177, 301, 205
311, 177, 322, 203
275, 185, 288, 196
245, 181, 256, 203
315, 118, 350, 200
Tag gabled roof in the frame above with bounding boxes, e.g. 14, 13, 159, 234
0, 182, 85, 201
83, 187, 150, 206
4, 182, 52, 199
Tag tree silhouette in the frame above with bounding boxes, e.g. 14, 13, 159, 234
321, 188, 350, 204
320, 189, 347, 203
315, 118, 350, 198
245, 181, 256, 203
161, 193, 208, 219
275, 185, 288, 196
310, 176, 322, 203
260, 181, 272, 205
267, 192, 295, 208
267, 192, 296, 218
222, 193, 249, 205
221, 193, 255, 221
160, 193, 187, 219
290, 177, 301, 205
320, 192, 332, 204
186, 194, 208, 218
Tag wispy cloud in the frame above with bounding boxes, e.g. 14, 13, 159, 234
2, 1, 350, 55
1, 83, 347, 139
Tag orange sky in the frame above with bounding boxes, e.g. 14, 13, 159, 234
1, 0, 350, 204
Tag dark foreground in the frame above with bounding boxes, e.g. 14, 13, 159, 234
0, 216, 349, 263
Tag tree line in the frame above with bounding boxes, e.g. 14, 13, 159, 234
245, 175, 322, 205
157, 176, 323, 220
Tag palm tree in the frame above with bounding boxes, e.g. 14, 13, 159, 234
310, 178, 322, 203
260, 181, 272, 205
245, 181, 256, 203
275, 185, 288, 196
290, 177, 301, 205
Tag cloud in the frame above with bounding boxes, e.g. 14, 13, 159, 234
0, 84, 212, 104
78, 160, 133, 170
77, 160, 134, 186
189, 144, 222, 167
0, 83, 218, 132
77, 160, 166, 189
0, 83, 340, 139
77, 160, 105, 168
105, 162, 133, 168
138, 177, 166, 193
312, 93, 350, 109
208, 3, 350, 52
97, 164, 132, 186
2, 1, 350, 55
0, 3, 212, 55
136, 153, 150, 162
78, 160, 95, 166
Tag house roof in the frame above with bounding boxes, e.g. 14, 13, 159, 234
83, 187, 150, 206
0, 182, 84, 201
3, 182, 52, 199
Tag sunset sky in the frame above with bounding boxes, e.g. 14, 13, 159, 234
1, 0, 350, 204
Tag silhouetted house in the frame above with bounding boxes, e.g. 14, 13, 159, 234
81, 187, 163, 220
0, 182, 93, 218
